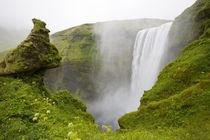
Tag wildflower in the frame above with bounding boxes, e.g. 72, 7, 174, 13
35, 99, 38, 102
67, 131, 73, 137
102, 125, 112, 133
33, 117, 38, 121
68, 122, 73, 128
102, 125, 107, 130
46, 110, 51, 114
44, 117, 48, 121
34, 113, 39, 117
107, 126, 112, 133
67, 131, 80, 140
74, 116, 80, 120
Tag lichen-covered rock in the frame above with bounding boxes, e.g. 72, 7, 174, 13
0, 19, 61, 75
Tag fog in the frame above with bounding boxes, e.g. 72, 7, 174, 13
0, 0, 197, 130
0, 0, 196, 33
86, 19, 170, 129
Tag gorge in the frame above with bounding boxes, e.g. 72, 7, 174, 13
87, 22, 174, 129
0, 0, 209, 139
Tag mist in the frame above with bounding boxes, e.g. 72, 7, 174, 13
0, 0, 197, 131
86, 19, 170, 129
0, 0, 196, 33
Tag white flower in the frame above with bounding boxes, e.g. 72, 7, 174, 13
33, 117, 38, 121
34, 113, 39, 117
68, 122, 73, 127
67, 131, 73, 137
46, 110, 51, 114
44, 117, 48, 121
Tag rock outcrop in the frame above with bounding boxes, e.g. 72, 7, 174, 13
0, 19, 61, 75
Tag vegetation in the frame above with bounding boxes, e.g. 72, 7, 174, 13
45, 19, 169, 100
119, 0, 210, 139
0, 18, 174, 140
0, 0, 209, 139
45, 24, 98, 101
0, 19, 61, 75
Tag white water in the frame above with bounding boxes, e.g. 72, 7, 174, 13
130, 22, 173, 108
88, 22, 173, 130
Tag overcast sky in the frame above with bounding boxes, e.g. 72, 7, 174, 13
0, 0, 196, 33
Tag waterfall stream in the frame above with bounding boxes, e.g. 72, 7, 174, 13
88, 22, 173, 130
130, 22, 173, 108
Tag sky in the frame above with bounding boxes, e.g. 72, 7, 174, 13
0, 0, 196, 33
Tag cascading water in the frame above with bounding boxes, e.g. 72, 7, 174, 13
88, 22, 173, 130
130, 22, 173, 108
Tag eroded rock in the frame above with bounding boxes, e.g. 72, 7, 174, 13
0, 19, 61, 75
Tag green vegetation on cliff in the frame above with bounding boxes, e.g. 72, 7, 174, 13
0, 18, 174, 140
45, 19, 169, 100
45, 24, 97, 100
51, 24, 97, 62
119, 0, 210, 139
0, 0, 209, 139
0, 19, 97, 139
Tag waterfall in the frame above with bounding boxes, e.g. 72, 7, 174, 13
88, 22, 173, 130
130, 22, 172, 107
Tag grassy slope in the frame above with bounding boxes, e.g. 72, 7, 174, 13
51, 24, 97, 63
0, 1, 209, 139
0, 73, 176, 140
119, 0, 210, 139
0, 72, 98, 139
0, 19, 173, 140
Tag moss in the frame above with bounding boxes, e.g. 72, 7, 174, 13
0, 18, 61, 75
0, 71, 99, 139
45, 19, 170, 101
168, 0, 210, 56
119, 0, 210, 139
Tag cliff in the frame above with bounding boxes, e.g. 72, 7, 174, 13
44, 19, 170, 101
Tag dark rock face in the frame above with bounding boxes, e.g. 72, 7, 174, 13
0, 19, 61, 75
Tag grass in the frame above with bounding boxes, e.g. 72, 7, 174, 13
119, 0, 210, 139
0, 71, 178, 139
0, 0, 209, 139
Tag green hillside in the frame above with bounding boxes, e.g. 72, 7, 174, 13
0, 0, 209, 139
119, 0, 210, 139
0, 18, 175, 140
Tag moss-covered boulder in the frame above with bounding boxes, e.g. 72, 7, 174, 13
0, 19, 61, 75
